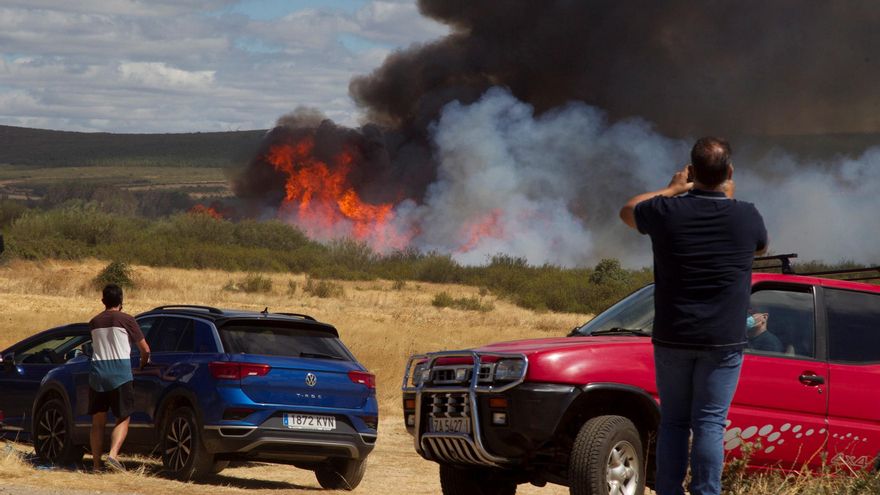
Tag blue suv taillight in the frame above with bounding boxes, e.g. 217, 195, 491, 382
209, 362, 271, 380
348, 370, 376, 389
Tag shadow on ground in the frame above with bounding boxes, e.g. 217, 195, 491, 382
21, 452, 319, 491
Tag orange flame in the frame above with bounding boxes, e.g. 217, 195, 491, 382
189, 204, 223, 220
265, 137, 411, 251
458, 209, 505, 253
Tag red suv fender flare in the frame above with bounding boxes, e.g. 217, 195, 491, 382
557, 382, 660, 439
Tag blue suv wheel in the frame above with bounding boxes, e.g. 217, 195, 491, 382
162, 406, 214, 480
33, 397, 82, 465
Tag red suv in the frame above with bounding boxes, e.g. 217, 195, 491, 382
401, 257, 880, 495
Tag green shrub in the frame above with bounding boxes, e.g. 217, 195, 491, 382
303, 277, 344, 298
589, 258, 628, 284
0, 200, 28, 228
432, 291, 494, 312
233, 220, 311, 251
224, 273, 273, 293
415, 254, 464, 283
93, 261, 135, 289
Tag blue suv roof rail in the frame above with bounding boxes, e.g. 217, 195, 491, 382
274, 312, 317, 321
150, 305, 225, 315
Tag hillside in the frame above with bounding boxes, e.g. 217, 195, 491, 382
2, 125, 880, 171
0, 125, 266, 168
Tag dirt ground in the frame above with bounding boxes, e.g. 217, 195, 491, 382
1, 419, 569, 495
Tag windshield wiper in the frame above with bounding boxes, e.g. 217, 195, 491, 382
300, 351, 345, 360
588, 327, 651, 337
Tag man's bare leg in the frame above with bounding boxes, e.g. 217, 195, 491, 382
108, 416, 130, 461
90, 412, 107, 470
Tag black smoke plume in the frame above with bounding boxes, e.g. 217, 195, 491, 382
354, 1, 880, 138
235, 1, 880, 265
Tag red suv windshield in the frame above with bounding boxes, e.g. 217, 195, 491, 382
571, 284, 655, 336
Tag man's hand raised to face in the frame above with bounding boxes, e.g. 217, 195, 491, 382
667, 164, 695, 196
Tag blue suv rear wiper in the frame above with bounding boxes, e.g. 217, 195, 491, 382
300, 351, 346, 360
588, 327, 651, 337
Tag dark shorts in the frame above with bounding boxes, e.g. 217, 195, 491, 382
88, 381, 135, 419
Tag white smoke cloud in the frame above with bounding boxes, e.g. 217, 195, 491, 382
396, 88, 683, 267
395, 87, 880, 267
737, 148, 880, 264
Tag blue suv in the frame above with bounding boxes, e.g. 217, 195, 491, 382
28, 305, 378, 489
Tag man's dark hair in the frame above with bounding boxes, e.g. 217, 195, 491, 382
691, 137, 732, 187
102, 284, 124, 308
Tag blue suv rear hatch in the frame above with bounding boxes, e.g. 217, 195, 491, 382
217, 321, 372, 409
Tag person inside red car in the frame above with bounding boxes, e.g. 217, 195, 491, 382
746, 311, 784, 353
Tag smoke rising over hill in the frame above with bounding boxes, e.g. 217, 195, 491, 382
354, 0, 880, 137
235, 1, 880, 266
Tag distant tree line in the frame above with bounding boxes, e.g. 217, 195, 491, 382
0, 125, 265, 168
0, 200, 872, 315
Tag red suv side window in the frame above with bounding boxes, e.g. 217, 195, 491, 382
826, 289, 880, 363
745, 287, 815, 358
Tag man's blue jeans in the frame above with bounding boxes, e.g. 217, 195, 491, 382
653, 345, 743, 495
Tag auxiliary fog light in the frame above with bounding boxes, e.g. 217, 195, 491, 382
455, 368, 468, 382
406, 414, 416, 427
492, 412, 508, 426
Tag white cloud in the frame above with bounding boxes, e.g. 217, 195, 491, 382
0, 1, 447, 132
0, 1, 237, 17
118, 62, 215, 90
354, 1, 448, 46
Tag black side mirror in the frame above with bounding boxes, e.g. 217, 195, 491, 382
1, 352, 15, 371
567, 326, 582, 337
81, 343, 93, 358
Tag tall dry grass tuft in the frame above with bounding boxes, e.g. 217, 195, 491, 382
0, 442, 32, 480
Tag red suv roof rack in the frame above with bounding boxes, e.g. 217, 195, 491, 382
753, 253, 880, 281
754, 253, 798, 274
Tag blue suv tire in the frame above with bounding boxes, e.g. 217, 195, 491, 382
315, 457, 368, 490
162, 406, 214, 480
33, 397, 83, 465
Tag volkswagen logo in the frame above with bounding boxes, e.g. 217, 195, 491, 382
305, 372, 317, 387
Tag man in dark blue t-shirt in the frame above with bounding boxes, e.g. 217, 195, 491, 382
620, 137, 767, 495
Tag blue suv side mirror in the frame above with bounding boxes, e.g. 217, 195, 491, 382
1, 352, 14, 372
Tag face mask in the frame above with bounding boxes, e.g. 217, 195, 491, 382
746, 315, 757, 329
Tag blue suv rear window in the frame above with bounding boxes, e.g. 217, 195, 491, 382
219, 323, 351, 361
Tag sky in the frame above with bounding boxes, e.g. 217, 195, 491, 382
0, 0, 448, 133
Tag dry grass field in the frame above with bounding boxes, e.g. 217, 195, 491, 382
2, 260, 876, 495
0, 259, 584, 495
